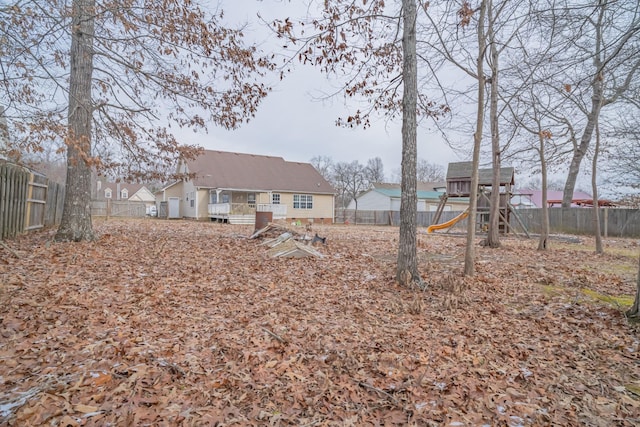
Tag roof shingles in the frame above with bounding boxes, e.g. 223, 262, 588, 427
187, 150, 335, 194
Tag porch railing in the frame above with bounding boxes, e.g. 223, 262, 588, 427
208, 202, 287, 219
257, 203, 287, 219
208, 203, 230, 215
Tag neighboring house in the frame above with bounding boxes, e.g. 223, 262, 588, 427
96, 180, 156, 206
156, 150, 335, 224
511, 188, 593, 209
512, 189, 593, 208
347, 182, 468, 212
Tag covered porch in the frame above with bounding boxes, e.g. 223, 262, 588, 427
207, 189, 286, 224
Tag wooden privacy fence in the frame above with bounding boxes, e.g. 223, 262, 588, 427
335, 209, 468, 228
91, 200, 147, 218
517, 207, 640, 238
0, 162, 65, 240
335, 207, 640, 238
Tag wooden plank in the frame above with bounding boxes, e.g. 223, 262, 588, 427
0, 165, 7, 239
6, 166, 16, 238
24, 173, 34, 230
0, 163, 65, 239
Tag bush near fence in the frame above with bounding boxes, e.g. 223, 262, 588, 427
335, 207, 640, 238
0, 161, 65, 240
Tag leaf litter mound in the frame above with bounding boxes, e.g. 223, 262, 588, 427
1, 219, 639, 426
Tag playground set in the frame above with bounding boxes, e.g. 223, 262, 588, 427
427, 162, 530, 237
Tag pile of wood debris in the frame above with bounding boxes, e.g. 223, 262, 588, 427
249, 223, 325, 258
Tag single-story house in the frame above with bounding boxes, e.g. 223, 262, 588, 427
512, 189, 593, 208
156, 150, 335, 224
347, 182, 468, 212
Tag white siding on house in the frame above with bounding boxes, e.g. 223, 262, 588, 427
129, 187, 156, 204
347, 191, 392, 210
182, 180, 197, 219
348, 189, 460, 212
428, 204, 452, 212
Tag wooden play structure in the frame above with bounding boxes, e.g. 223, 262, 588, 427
430, 161, 529, 236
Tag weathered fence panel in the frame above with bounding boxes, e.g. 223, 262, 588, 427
91, 200, 147, 218
336, 207, 640, 238
45, 181, 65, 226
25, 173, 48, 231
335, 209, 469, 229
0, 163, 29, 239
517, 208, 640, 238
0, 162, 66, 240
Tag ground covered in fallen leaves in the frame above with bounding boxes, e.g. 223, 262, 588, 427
1, 219, 639, 426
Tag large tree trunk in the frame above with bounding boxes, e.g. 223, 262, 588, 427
485, 5, 501, 248
464, 0, 487, 277
626, 255, 640, 319
55, 0, 95, 242
397, 0, 422, 288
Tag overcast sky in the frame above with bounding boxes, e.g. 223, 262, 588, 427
173, 0, 464, 180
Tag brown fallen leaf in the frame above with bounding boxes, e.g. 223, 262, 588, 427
74, 403, 100, 413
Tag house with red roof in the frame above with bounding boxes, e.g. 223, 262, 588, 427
157, 150, 335, 224
511, 189, 594, 208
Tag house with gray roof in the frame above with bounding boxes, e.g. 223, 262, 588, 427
157, 150, 335, 224
346, 182, 468, 212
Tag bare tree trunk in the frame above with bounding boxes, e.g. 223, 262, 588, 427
562, 2, 606, 209
626, 254, 640, 319
486, 2, 501, 248
464, 0, 487, 277
592, 118, 603, 254
354, 199, 358, 225
538, 135, 549, 251
397, 0, 422, 288
55, 0, 95, 242
562, 84, 601, 208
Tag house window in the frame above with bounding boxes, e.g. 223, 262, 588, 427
271, 193, 280, 204
190, 199, 195, 208
248, 193, 256, 207
121, 189, 128, 199
105, 189, 112, 199
221, 193, 230, 203
293, 194, 313, 209
210, 192, 217, 204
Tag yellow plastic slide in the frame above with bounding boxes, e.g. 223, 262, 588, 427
427, 210, 469, 233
